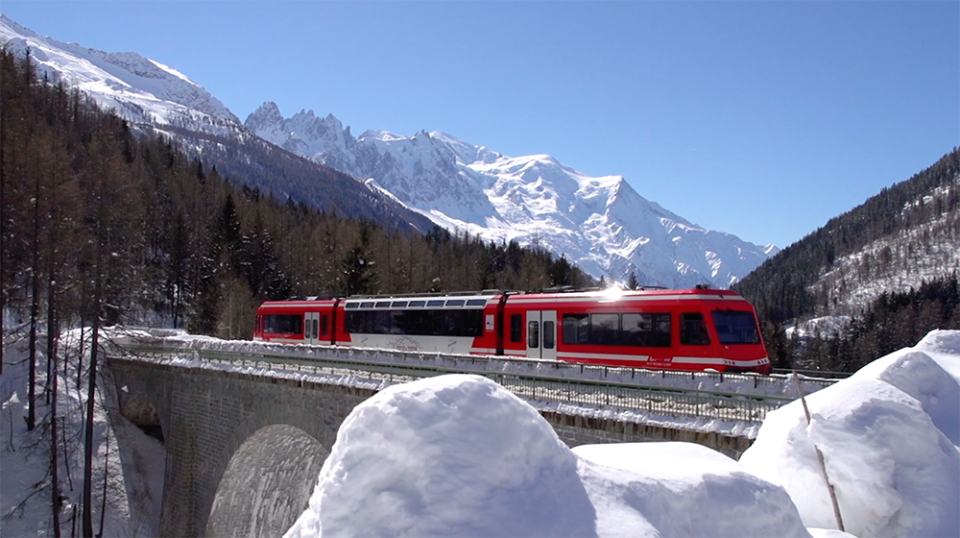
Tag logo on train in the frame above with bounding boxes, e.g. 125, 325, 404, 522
389, 336, 424, 353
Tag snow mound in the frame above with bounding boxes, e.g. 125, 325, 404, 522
286, 374, 592, 537
739, 374, 960, 538
913, 329, 960, 383
285, 374, 812, 538
853, 349, 960, 444
573, 443, 810, 537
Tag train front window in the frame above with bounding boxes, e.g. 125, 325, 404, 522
711, 310, 760, 345
263, 314, 303, 335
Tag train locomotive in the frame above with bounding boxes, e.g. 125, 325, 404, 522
253, 287, 771, 374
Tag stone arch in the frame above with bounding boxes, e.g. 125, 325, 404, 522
205, 424, 329, 538
106, 366, 171, 538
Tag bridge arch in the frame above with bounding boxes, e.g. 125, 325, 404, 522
206, 424, 329, 537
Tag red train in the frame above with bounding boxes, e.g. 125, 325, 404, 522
253, 287, 771, 374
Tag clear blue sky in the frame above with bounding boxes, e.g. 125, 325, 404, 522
3, 1, 957, 249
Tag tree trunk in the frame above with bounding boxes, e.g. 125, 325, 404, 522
50, 312, 62, 537
0, 89, 5, 377
27, 174, 41, 431
47, 235, 62, 536
82, 220, 103, 538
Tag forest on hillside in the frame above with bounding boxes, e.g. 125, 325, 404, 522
735, 148, 960, 372
0, 48, 592, 345
735, 148, 959, 324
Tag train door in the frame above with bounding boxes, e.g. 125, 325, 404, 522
525, 310, 557, 361
304, 312, 320, 345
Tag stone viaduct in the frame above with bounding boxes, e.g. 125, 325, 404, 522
105, 356, 753, 538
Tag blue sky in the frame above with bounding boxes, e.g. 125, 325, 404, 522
2, 1, 957, 249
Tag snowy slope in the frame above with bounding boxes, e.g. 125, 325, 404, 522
0, 14, 241, 138
0, 15, 435, 234
246, 103, 779, 288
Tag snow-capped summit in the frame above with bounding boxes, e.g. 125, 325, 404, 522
245, 102, 779, 287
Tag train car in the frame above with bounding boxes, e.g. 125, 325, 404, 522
252, 287, 770, 374
501, 287, 769, 373
253, 298, 340, 345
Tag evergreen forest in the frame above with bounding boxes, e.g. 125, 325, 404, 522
0, 48, 592, 346
735, 149, 960, 372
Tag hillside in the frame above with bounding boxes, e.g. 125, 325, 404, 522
735, 148, 960, 324
0, 49, 591, 342
0, 13, 780, 287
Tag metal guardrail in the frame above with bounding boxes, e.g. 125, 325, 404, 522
114, 339, 835, 424
773, 367, 852, 379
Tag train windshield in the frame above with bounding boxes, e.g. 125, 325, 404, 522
710, 310, 760, 345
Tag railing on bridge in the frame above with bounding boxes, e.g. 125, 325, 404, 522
114, 337, 839, 425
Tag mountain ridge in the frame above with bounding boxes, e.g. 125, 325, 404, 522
245, 101, 779, 288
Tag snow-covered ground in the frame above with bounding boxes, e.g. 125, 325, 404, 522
2, 327, 958, 537
1, 327, 166, 537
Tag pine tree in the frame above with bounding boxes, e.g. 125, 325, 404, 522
340, 222, 378, 295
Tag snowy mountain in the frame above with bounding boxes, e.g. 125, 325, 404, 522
246, 103, 778, 287
0, 13, 777, 287
0, 14, 435, 234
0, 14, 241, 138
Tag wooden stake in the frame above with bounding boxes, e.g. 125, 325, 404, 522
793, 373, 845, 532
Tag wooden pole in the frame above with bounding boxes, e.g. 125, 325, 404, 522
793, 373, 845, 532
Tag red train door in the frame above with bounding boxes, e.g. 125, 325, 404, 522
304, 312, 320, 345
526, 310, 557, 361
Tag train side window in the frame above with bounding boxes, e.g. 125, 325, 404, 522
510, 314, 523, 343
622, 313, 671, 347
591, 314, 620, 345
543, 321, 555, 349
320, 315, 329, 336
562, 314, 590, 344
528, 321, 540, 348
681, 313, 710, 345
264, 314, 302, 335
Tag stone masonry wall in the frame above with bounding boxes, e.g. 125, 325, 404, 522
107, 358, 375, 538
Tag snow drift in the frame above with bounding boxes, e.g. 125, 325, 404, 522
739, 332, 960, 538
284, 374, 810, 538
